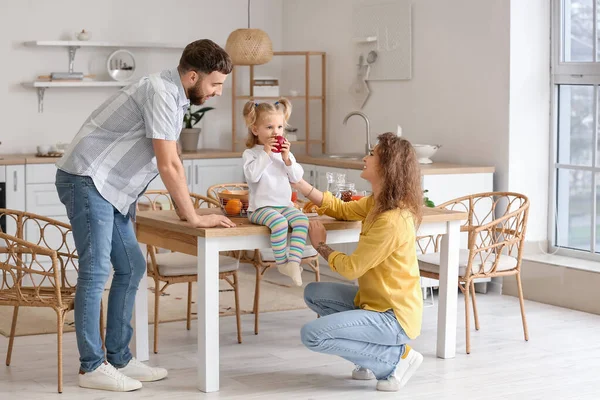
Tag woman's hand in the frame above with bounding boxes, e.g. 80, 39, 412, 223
309, 220, 336, 260
281, 138, 291, 165
308, 220, 327, 246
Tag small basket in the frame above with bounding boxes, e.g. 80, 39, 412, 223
217, 189, 250, 217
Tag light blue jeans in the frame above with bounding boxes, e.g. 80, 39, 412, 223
55, 169, 146, 372
301, 282, 410, 380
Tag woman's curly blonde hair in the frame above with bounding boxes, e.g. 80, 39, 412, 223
242, 98, 292, 148
371, 132, 423, 227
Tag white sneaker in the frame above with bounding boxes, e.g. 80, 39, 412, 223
376, 347, 423, 392
78, 361, 142, 392
117, 357, 168, 382
277, 261, 303, 286
352, 366, 375, 380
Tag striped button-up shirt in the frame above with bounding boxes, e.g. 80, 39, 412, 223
56, 68, 190, 215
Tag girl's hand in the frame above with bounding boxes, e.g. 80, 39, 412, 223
263, 136, 277, 155
281, 138, 291, 165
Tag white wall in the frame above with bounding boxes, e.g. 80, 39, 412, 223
508, 0, 550, 242
0, 0, 282, 153
281, 0, 551, 243
0, 0, 551, 242
281, 0, 511, 191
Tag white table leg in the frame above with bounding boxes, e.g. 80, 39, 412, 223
436, 220, 461, 359
197, 236, 220, 392
133, 245, 150, 362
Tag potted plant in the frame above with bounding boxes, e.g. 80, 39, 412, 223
180, 106, 214, 152
423, 189, 435, 208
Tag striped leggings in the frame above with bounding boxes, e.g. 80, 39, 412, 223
249, 206, 309, 266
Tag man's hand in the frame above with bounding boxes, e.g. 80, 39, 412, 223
175, 207, 187, 221
189, 214, 236, 228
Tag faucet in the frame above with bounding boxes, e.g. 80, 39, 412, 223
343, 111, 371, 155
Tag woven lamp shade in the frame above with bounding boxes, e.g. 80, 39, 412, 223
225, 28, 273, 65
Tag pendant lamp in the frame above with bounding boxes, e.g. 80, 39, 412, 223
225, 0, 273, 65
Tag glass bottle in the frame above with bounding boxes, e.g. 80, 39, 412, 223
335, 182, 356, 202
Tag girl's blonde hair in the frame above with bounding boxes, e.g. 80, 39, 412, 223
243, 98, 292, 148
371, 132, 423, 227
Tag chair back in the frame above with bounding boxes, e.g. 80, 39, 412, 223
438, 192, 530, 277
0, 209, 77, 307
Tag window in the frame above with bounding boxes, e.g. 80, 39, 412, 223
552, 0, 600, 258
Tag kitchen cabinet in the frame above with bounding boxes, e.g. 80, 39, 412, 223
152, 158, 245, 196
1, 165, 26, 236
298, 161, 495, 291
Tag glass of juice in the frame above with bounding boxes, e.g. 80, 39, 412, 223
291, 189, 298, 202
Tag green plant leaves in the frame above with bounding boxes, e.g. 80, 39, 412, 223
183, 106, 215, 129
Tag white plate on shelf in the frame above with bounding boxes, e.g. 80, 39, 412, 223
107, 49, 136, 81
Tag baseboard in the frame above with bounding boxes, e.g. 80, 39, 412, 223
502, 258, 600, 315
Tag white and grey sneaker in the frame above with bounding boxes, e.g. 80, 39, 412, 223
118, 357, 168, 382
376, 346, 423, 392
78, 361, 142, 392
352, 366, 376, 380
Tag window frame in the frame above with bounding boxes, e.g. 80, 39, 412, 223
550, 0, 600, 260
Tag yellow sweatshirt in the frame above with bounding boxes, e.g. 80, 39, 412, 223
319, 192, 423, 339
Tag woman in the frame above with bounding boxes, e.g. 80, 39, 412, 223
295, 132, 424, 392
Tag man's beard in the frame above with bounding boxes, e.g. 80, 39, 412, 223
189, 81, 207, 105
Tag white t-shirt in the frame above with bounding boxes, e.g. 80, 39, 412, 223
242, 145, 304, 212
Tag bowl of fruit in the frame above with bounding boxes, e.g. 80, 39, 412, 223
218, 189, 249, 216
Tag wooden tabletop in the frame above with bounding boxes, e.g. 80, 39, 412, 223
136, 207, 468, 238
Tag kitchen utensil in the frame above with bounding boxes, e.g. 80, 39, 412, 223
37, 73, 96, 81
367, 50, 378, 64
36, 145, 50, 155
364, 50, 378, 80
413, 144, 441, 164
349, 54, 370, 108
75, 29, 91, 41
107, 49, 136, 81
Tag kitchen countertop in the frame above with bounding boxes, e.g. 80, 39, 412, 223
0, 150, 495, 175
0, 149, 245, 165
294, 155, 495, 175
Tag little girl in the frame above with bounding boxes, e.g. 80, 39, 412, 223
242, 99, 308, 286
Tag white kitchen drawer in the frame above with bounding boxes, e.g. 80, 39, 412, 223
26, 163, 58, 184
26, 183, 65, 217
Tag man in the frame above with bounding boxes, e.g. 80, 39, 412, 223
55, 39, 235, 392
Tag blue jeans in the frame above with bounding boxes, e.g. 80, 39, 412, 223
300, 282, 410, 380
55, 169, 146, 372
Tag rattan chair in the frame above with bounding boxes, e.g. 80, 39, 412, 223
0, 209, 105, 393
416, 192, 530, 354
207, 183, 320, 334
137, 191, 242, 353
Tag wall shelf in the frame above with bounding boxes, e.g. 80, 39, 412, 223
21, 80, 130, 113
23, 81, 128, 88
231, 51, 327, 155
352, 36, 378, 44
24, 40, 184, 49
22, 40, 181, 112
235, 95, 324, 100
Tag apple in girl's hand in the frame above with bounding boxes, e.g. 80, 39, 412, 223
272, 135, 285, 153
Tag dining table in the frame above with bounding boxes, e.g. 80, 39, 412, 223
133, 206, 467, 392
